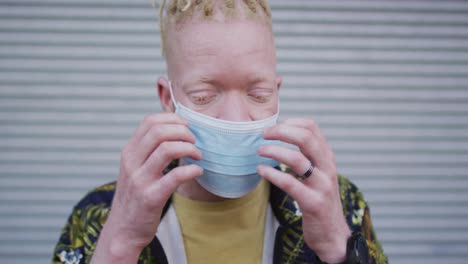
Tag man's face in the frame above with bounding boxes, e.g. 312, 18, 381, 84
161, 19, 281, 121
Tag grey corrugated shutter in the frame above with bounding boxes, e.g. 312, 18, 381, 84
1, 0, 467, 263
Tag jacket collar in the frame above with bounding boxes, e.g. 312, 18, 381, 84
270, 183, 320, 264
154, 161, 320, 264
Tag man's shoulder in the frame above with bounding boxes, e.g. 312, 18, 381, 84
337, 175, 369, 228
73, 181, 117, 213
338, 174, 364, 200
53, 182, 117, 264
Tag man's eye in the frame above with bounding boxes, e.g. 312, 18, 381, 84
249, 95, 269, 103
249, 91, 273, 103
191, 94, 217, 105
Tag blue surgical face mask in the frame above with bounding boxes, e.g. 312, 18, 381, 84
168, 81, 280, 198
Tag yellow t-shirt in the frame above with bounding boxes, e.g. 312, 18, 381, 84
173, 180, 269, 264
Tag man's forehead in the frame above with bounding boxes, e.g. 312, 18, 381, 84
165, 20, 274, 59
157, 0, 272, 56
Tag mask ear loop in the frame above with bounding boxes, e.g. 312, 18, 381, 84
167, 80, 178, 110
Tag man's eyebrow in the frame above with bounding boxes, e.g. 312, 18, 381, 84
190, 75, 271, 86
198, 76, 215, 83
189, 76, 221, 87
247, 75, 270, 83
197, 76, 213, 82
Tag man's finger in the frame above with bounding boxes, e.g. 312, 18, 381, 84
263, 124, 329, 169
257, 145, 310, 178
282, 118, 330, 146
127, 113, 189, 152
141, 141, 202, 179
256, 164, 314, 201
133, 124, 196, 166
143, 164, 203, 206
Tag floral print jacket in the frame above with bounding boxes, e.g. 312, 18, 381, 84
52, 166, 388, 264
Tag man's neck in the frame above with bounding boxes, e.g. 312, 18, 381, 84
176, 179, 228, 202
175, 159, 228, 202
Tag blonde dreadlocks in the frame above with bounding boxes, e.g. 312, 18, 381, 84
153, 0, 272, 55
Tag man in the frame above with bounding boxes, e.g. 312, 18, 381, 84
53, 0, 387, 263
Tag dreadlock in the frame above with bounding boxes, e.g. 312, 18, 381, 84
153, 0, 272, 55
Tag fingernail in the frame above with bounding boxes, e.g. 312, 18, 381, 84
257, 164, 269, 176
257, 146, 264, 154
256, 165, 263, 174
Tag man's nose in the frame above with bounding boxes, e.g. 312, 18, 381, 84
217, 93, 251, 122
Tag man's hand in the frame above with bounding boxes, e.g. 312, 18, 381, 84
91, 113, 203, 263
257, 118, 351, 264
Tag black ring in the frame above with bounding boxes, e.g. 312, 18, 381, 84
297, 164, 314, 181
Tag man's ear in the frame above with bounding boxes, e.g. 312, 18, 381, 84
275, 74, 282, 92
157, 77, 175, 113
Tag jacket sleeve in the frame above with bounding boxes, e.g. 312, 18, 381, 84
51, 184, 114, 264
51, 182, 166, 264
52, 205, 89, 264
338, 176, 388, 264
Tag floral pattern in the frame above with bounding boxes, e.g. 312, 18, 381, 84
293, 200, 302, 217
58, 249, 83, 264
52, 163, 388, 264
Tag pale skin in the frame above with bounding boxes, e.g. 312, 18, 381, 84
91, 17, 351, 264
